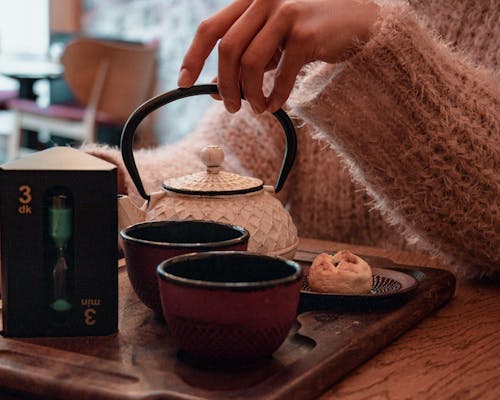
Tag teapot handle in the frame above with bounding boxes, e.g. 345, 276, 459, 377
121, 84, 297, 201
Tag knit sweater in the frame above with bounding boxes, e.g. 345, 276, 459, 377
87, 0, 499, 279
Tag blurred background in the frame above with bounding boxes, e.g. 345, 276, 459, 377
0, 0, 229, 163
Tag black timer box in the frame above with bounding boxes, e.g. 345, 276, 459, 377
0, 147, 118, 337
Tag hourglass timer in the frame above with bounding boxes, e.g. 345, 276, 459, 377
47, 188, 74, 317
1, 146, 118, 337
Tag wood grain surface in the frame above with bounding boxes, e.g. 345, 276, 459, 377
0, 238, 498, 400
298, 238, 500, 400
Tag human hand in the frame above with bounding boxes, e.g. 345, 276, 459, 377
178, 0, 379, 114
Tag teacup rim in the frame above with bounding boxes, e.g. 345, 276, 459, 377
120, 220, 250, 249
157, 251, 303, 291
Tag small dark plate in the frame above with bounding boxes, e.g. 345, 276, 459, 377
299, 266, 419, 312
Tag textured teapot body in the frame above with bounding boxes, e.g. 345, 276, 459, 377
119, 187, 298, 258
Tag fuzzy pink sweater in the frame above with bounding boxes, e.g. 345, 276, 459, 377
88, 0, 499, 279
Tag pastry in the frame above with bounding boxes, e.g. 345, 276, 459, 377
307, 250, 372, 294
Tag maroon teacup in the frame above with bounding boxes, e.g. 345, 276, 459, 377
157, 251, 303, 365
120, 220, 249, 318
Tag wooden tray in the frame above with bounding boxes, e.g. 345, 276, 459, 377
0, 251, 456, 400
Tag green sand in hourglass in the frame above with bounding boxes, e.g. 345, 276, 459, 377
48, 194, 73, 313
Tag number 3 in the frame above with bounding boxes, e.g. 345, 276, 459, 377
84, 308, 96, 326
18, 185, 32, 204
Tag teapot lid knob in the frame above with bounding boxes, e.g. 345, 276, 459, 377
200, 146, 224, 173
163, 143, 263, 195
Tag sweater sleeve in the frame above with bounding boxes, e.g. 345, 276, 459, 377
289, 2, 500, 278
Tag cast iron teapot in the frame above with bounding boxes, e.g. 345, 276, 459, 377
119, 84, 299, 258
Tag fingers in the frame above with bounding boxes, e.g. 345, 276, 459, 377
178, 0, 252, 88
266, 44, 304, 112
240, 4, 309, 114
239, 13, 290, 113
179, 0, 312, 114
217, 1, 272, 113
178, 24, 216, 87
210, 76, 222, 101
265, 50, 283, 72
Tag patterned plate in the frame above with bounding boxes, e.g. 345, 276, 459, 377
301, 267, 418, 297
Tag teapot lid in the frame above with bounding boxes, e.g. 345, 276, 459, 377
162, 146, 263, 196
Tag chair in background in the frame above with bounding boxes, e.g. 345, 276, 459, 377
6, 37, 158, 160
0, 90, 18, 110
0, 91, 18, 162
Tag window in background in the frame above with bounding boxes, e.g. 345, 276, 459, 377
0, 0, 50, 162
82, 0, 230, 145
0, 0, 50, 57
0, 0, 50, 91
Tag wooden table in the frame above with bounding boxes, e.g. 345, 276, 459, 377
298, 238, 500, 400
0, 238, 498, 399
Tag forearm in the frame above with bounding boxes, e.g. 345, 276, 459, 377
291, 2, 500, 276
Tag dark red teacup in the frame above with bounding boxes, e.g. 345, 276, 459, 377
120, 220, 249, 318
157, 251, 303, 365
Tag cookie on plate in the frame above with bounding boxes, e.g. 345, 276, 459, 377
308, 250, 372, 294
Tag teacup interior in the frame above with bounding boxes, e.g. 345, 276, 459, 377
125, 221, 245, 244
162, 253, 299, 283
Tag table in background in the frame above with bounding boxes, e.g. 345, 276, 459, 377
0, 56, 63, 151
0, 57, 63, 100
